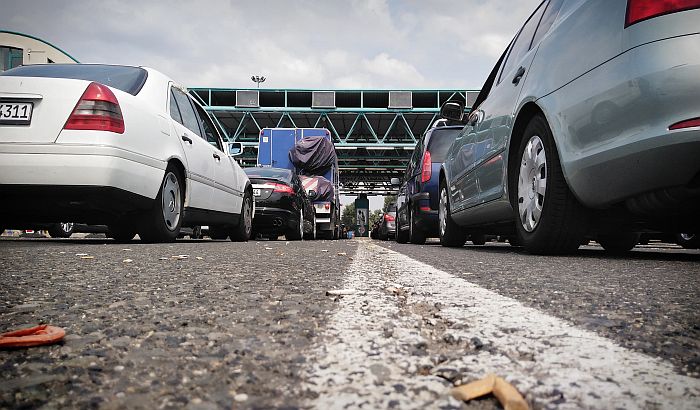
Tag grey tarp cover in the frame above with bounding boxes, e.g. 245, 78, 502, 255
289, 136, 337, 175
300, 175, 334, 202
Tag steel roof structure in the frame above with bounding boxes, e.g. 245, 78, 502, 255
189, 88, 478, 196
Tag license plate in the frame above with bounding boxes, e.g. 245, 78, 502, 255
0, 102, 33, 125
253, 188, 261, 196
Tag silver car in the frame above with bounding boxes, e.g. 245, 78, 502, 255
439, 0, 700, 254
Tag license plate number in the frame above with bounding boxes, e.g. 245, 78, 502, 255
0, 102, 33, 125
253, 188, 261, 196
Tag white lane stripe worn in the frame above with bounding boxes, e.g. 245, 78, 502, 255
304, 241, 700, 409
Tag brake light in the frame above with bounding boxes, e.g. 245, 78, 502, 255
419, 206, 431, 212
384, 214, 395, 222
272, 183, 294, 193
669, 117, 700, 130
324, 203, 331, 210
625, 0, 700, 27
421, 150, 432, 183
64, 82, 124, 133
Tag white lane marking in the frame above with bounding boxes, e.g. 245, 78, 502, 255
304, 241, 700, 409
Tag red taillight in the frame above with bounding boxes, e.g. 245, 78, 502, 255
625, 0, 700, 27
669, 117, 700, 130
419, 206, 431, 212
384, 214, 395, 222
64, 82, 124, 133
272, 183, 294, 194
421, 150, 432, 183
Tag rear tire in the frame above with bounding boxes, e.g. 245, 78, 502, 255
48, 223, 74, 238
139, 166, 183, 243
598, 233, 639, 254
676, 233, 699, 249
229, 192, 253, 242
108, 223, 137, 243
470, 234, 486, 245
287, 210, 304, 241
395, 212, 409, 243
439, 183, 466, 248
209, 227, 229, 240
512, 115, 588, 254
304, 214, 317, 240
409, 206, 426, 245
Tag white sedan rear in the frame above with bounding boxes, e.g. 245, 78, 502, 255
0, 64, 253, 242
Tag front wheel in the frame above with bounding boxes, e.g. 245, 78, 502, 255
409, 206, 426, 245
230, 192, 253, 242
512, 115, 588, 254
597, 233, 639, 254
676, 233, 699, 249
48, 222, 75, 238
139, 166, 183, 243
439, 183, 466, 248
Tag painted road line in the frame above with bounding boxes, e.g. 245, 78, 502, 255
304, 241, 700, 409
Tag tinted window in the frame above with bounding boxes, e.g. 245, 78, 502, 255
0, 64, 148, 95
531, 0, 565, 47
193, 102, 223, 151
498, 1, 547, 83
387, 204, 397, 213
426, 128, 462, 162
169, 90, 183, 124
244, 167, 293, 182
172, 88, 202, 136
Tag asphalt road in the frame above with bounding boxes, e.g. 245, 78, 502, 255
1, 236, 698, 409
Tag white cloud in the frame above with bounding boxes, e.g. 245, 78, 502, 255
2, 0, 541, 89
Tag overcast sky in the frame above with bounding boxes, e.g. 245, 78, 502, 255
3, 0, 540, 210
3, 0, 540, 90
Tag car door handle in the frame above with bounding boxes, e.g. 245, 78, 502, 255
213, 153, 220, 160
512, 66, 526, 85
181, 134, 192, 144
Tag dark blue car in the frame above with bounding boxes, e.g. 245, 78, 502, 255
394, 123, 464, 244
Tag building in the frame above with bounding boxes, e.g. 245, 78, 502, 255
0, 30, 78, 71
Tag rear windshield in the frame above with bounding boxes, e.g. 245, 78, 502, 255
387, 204, 397, 213
426, 128, 462, 162
244, 167, 292, 182
0, 64, 148, 95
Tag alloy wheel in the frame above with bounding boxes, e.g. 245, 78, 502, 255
439, 188, 448, 237
517, 135, 547, 232
161, 171, 181, 231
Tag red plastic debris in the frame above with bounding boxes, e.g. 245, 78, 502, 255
0, 324, 66, 348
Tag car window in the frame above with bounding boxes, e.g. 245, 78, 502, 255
169, 89, 183, 124
426, 128, 461, 162
530, 0, 565, 47
0, 64, 148, 95
171, 87, 202, 137
498, 1, 547, 83
192, 101, 224, 151
244, 167, 293, 182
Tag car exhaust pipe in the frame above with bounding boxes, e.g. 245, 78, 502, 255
272, 218, 283, 227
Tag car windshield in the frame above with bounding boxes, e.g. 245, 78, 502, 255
244, 167, 293, 182
427, 128, 462, 162
387, 204, 397, 213
0, 64, 148, 95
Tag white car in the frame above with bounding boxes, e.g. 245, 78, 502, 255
0, 64, 253, 243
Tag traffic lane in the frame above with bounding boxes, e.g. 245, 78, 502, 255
0, 238, 357, 409
375, 239, 700, 377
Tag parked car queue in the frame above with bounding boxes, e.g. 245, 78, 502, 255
382, 0, 700, 254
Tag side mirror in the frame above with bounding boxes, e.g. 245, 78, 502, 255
440, 101, 465, 122
308, 190, 317, 199
228, 142, 243, 156
390, 177, 400, 186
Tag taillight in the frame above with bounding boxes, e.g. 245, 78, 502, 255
625, 0, 700, 27
324, 203, 330, 210
669, 117, 700, 130
64, 82, 124, 133
384, 214, 395, 222
272, 183, 294, 194
421, 150, 432, 183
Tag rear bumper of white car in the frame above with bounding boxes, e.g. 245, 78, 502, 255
0, 143, 166, 223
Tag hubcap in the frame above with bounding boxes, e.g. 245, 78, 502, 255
60, 222, 74, 233
244, 197, 252, 236
300, 211, 304, 238
517, 135, 547, 232
439, 188, 447, 237
680, 233, 695, 241
161, 172, 181, 231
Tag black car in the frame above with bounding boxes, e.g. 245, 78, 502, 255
394, 122, 466, 244
244, 167, 315, 240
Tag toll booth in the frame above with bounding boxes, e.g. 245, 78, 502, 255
354, 194, 369, 237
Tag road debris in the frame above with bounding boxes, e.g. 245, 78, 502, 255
80, 256, 94, 260
326, 289, 357, 296
196, 256, 204, 260
452, 374, 529, 410
122, 259, 133, 263
265, 247, 274, 250
0, 325, 66, 348
75, 253, 88, 257
171, 255, 189, 260
337, 252, 347, 256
